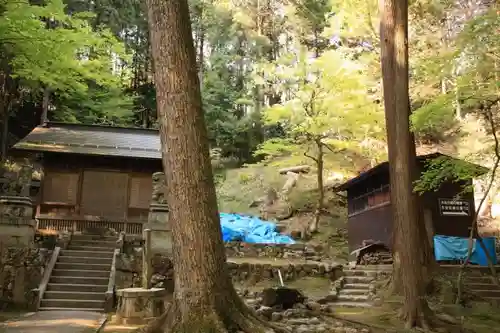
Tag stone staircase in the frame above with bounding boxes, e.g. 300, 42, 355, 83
334, 265, 392, 308
463, 268, 500, 304
39, 234, 117, 312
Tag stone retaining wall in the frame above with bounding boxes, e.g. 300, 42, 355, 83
115, 251, 342, 290
0, 247, 49, 309
224, 242, 327, 261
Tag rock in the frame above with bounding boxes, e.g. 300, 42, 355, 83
317, 293, 337, 304
305, 301, 321, 311
261, 287, 305, 309
256, 306, 273, 320
295, 325, 312, 333
271, 312, 282, 322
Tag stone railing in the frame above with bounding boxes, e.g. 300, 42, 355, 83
224, 242, 327, 261
0, 247, 50, 310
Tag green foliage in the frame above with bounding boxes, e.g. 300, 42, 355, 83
0, 0, 133, 124
410, 94, 458, 142
257, 48, 383, 167
413, 156, 485, 194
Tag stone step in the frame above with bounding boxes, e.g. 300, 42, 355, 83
44, 291, 105, 300
337, 294, 369, 302
46, 283, 108, 293
69, 245, 117, 252
471, 289, 500, 297
353, 265, 392, 271
339, 289, 368, 296
39, 307, 104, 312
40, 298, 105, 309
58, 256, 112, 265
344, 276, 374, 284
55, 262, 111, 271
72, 234, 118, 241
61, 250, 114, 259
52, 269, 110, 278
50, 275, 109, 286
70, 240, 117, 248
343, 270, 377, 277
343, 283, 370, 290
332, 301, 372, 308
466, 283, 499, 291
466, 276, 497, 284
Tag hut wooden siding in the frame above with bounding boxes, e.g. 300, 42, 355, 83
39, 153, 161, 220
337, 153, 486, 254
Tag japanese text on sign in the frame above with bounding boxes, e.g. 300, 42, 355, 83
438, 198, 470, 216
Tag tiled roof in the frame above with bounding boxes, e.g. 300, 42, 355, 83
12, 122, 161, 160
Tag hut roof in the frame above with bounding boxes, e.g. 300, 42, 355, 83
12, 122, 161, 160
334, 152, 488, 192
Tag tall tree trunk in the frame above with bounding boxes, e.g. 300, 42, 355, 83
380, 0, 432, 329
145, 1, 286, 332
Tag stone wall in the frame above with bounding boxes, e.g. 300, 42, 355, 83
224, 242, 327, 261
115, 250, 342, 291
0, 247, 49, 310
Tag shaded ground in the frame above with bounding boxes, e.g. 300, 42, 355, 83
235, 276, 332, 299
0, 311, 106, 333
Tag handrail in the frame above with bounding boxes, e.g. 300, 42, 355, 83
104, 248, 120, 313
33, 246, 60, 311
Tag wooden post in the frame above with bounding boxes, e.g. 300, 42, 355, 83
143, 228, 152, 289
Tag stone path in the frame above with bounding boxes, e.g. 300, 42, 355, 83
0, 311, 106, 333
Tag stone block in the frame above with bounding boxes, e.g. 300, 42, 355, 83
116, 287, 169, 325
0, 196, 35, 247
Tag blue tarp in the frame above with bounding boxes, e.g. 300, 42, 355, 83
220, 213, 295, 244
433, 235, 497, 266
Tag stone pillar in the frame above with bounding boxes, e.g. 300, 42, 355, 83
144, 172, 172, 255
116, 287, 167, 325
0, 196, 35, 247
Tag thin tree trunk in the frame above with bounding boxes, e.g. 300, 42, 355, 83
144, 1, 286, 332
40, 87, 50, 125
0, 109, 9, 162
380, 0, 432, 329
309, 139, 324, 234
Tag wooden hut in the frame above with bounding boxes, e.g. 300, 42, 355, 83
12, 122, 163, 234
334, 153, 488, 255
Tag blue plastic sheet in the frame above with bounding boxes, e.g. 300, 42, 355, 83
433, 235, 497, 266
219, 213, 295, 244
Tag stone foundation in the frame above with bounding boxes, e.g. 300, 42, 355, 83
0, 247, 49, 309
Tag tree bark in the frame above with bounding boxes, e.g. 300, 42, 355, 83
379, 0, 432, 329
40, 87, 50, 125
309, 139, 324, 234
145, 1, 286, 332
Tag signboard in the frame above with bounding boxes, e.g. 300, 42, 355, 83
438, 198, 470, 216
